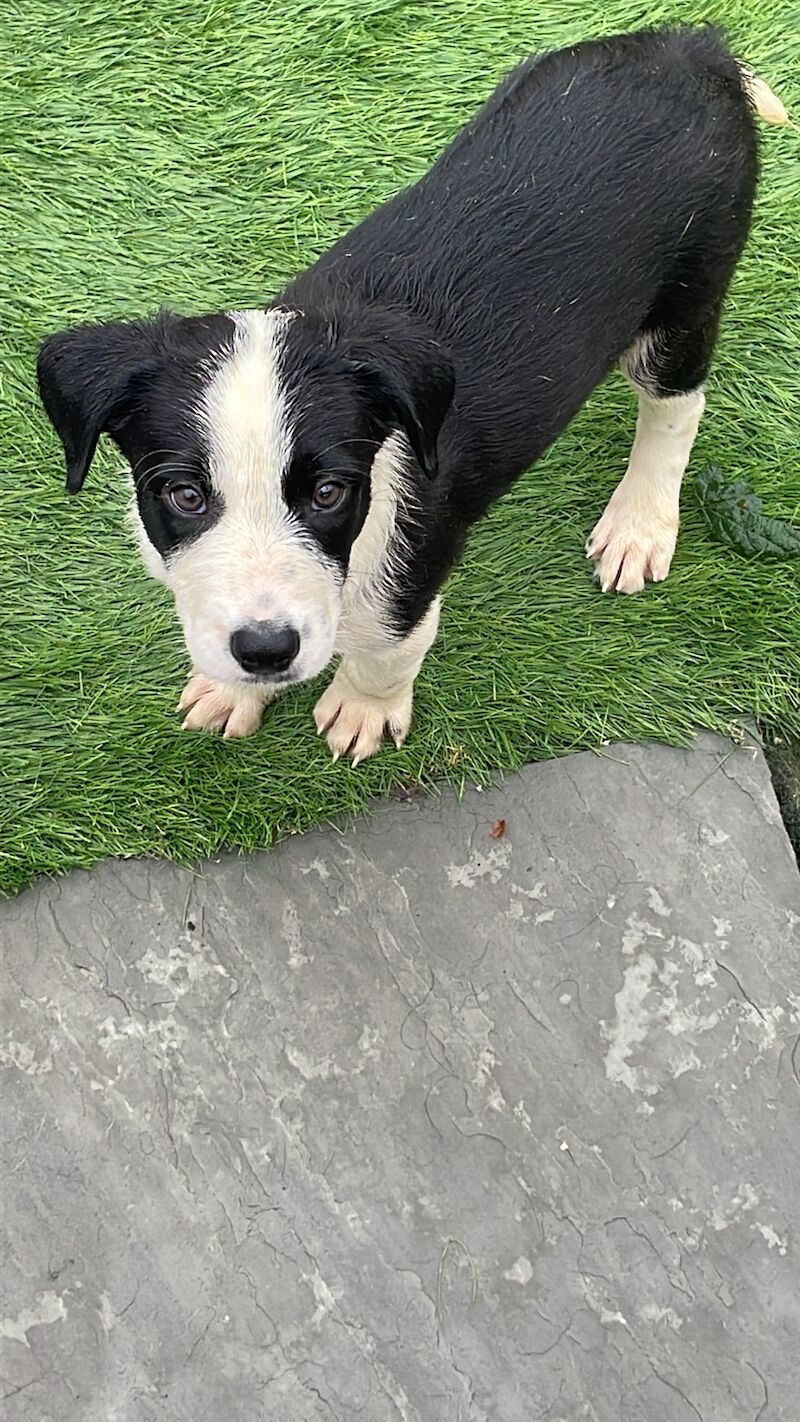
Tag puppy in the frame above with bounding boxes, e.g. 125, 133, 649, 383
37, 26, 786, 762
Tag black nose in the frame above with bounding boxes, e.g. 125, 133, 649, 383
230, 622, 300, 676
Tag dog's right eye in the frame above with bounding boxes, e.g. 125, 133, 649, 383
311, 478, 346, 512
166, 484, 207, 516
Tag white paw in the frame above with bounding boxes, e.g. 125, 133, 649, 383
313, 668, 413, 765
176, 673, 272, 739
586, 494, 678, 594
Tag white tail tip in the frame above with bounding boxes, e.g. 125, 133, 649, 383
740, 65, 789, 125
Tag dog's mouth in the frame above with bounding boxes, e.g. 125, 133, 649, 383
241, 669, 299, 688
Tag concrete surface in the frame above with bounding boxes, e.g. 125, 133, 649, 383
1, 732, 799, 1422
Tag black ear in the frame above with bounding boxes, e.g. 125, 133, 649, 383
343, 319, 454, 480
37, 317, 164, 493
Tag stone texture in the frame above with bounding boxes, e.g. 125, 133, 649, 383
1, 732, 799, 1421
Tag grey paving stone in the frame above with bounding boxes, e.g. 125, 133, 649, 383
1, 732, 799, 1421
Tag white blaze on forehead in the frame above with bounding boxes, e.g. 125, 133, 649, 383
199, 307, 295, 508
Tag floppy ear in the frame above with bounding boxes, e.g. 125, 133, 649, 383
342, 321, 454, 480
37, 318, 163, 493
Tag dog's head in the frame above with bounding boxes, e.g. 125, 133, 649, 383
37, 305, 453, 685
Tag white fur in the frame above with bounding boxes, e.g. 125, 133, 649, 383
311, 431, 436, 762
133, 314, 440, 754
338, 431, 415, 660
587, 366, 705, 593
315, 597, 440, 763
168, 429, 440, 756
137, 308, 343, 685
588, 339, 705, 593
739, 66, 788, 125
176, 672, 275, 739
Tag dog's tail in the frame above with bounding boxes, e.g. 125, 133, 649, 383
738, 64, 789, 125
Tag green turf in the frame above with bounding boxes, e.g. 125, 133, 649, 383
1, 0, 798, 896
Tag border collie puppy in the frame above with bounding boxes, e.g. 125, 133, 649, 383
37, 26, 786, 762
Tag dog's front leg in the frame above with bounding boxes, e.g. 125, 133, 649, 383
177, 672, 278, 740
314, 598, 440, 765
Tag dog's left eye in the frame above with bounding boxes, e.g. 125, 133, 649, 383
312, 479, 346, 512
166, 484, 207, 516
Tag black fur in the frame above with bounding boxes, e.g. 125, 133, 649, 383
37, 310, 235, 556
279, 24, 759, 630
39, 25, 761, 635
277, 307, 449, 575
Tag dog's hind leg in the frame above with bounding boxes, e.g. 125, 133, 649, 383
586, 345, 706, 593
585, 303, 728, 594
586, 78, 759, 598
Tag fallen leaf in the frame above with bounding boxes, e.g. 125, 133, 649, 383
490, 819, 506, 839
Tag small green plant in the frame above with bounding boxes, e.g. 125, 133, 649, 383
696, 464, 800, 557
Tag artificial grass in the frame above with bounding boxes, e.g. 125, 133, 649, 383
1, 0, 798, 896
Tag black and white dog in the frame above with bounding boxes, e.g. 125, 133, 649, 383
38, 26, 785, 762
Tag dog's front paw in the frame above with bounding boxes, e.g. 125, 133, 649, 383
313, 669, 413, 765
586, 495, 678, 594
177, 673, 272, 739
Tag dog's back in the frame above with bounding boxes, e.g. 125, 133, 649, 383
283, 26, 761, 480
